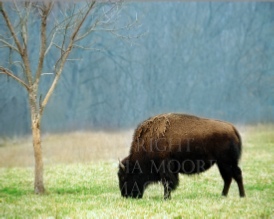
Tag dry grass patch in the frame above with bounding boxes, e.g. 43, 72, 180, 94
0, 130, 133, 167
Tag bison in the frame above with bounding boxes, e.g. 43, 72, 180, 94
118, 113, 245, 199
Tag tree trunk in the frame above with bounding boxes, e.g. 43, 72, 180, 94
32, 118, 45, 194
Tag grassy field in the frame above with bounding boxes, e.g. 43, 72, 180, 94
0, 125, 273, 218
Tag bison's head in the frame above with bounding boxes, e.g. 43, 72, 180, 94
118, 157, 144, 199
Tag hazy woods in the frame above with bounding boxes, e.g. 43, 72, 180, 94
1, 2, 274, 136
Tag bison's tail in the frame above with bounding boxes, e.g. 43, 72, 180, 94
232, 126, 242, 161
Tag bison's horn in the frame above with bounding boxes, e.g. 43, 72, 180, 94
118, 158, 125, 171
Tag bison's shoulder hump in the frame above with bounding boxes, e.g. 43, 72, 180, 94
134, 113, 172, 140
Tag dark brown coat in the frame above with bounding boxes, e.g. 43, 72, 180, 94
118, 113, 245, 199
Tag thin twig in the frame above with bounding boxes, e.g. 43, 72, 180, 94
0, 39, 19, 52
41, 73, 54, 76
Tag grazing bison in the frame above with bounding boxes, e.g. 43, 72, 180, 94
118, 113, 245, 199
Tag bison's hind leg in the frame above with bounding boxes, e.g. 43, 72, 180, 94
217, 163, 233, 197
232, 165, 245, 197
217, 163, 245, 197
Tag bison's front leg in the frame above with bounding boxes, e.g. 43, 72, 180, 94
161, 173, 179, 200
162, 178, 171, 200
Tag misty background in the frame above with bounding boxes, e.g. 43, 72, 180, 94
1, 2, 274, 137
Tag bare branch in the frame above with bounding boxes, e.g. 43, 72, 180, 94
41, 72, 54, 76
12, 61, 26, 72
52, 43, 65, 52
60, 17, 71, 56
0, 66, 30, 90
0, 2, 33, 85
75, 3, 119, 42
13, 1, 32, 48
0, 2, 23, 55
74, 19, 99, 42
46, 2, 98, 53
20, 3, 31, 48
48, 5, 78, 36
40, 1, 96, 115
109, 31, 144, 41
39, 94, 42, 110
72, 43, 105, 52
70, 2, 96, 43
0, 38, 19, 52
100, 2, 121, 25
34, 2, 53, 87
13, 2, 23, 19
66, 58, 82, 61
45, 29, 58, 56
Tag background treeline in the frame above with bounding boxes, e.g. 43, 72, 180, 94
1, 2, 274, 136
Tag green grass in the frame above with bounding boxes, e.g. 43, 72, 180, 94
0, 126, 274, 218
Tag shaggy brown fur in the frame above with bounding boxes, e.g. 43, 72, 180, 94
118, 113, 245, 199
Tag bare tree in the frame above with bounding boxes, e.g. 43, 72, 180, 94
0, 1, 139, 194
